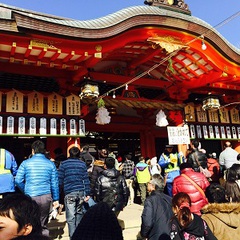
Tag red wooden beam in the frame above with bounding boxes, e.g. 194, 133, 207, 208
63, 51, 75, 63
51, 49, 61, 61
10, 42, 16, 56
38, 48, 47, 60
90, 72, 172, 89
24, 46, 32, 58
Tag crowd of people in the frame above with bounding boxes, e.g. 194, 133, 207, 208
0, 139, 240, 240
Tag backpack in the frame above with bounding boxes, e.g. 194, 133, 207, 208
150, 164, 161, 175
102, 176, 120, 209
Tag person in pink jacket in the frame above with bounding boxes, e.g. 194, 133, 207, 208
172, 162, 210, 215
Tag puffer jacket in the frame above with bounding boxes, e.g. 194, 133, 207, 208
90, 160, 105, 193
172, 168, 210, 215
187, 149, 207, 171
15, 154, 59, 201
95, 168, 129, 211
201, 202, 240, 240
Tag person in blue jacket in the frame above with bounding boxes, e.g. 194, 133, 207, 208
58, 146, 91, 239
0, 148, 18, 197
158, 145, 184, 196
15, 140, 59, 237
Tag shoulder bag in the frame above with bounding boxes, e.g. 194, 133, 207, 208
181, 173, 208, 202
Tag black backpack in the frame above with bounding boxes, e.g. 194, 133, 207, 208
102, 176, 121, 209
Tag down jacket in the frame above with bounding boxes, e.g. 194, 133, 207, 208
95, 168, 129, 211
201, 202, 240, 240
90, 160, 105, 193
15, 153, 59, 201
172, 168, 210, 215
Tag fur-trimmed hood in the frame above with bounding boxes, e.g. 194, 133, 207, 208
201, 202, 240, 239
201, 202, 240, 214
202, 202, 240, 229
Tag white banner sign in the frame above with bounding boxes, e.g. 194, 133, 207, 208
215, 126, 220, 138
167, 125, 190, 145
196, 125, 202, 139
70, 119, 77, 135
7, 116, 14, 134
209, 125, 214, 138
40, 118, 47, 135
18, 117, 25, 134
203, 125, 208, 139
50, 118, 57, 135
226, 126, 232, 139
220, 126, 226, 139
29, 117, 36, 135
79, 119, 85, 137
60, 118, 67, 135
237, 127, 240, 139
232, 126, 237, 139
189, 125, 196, 139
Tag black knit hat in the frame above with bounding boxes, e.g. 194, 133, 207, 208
72, 202, 123, 240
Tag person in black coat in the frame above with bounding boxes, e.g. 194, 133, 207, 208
94, 157, 129, 216
187, 139, 207, 171
141, 174, 173, 240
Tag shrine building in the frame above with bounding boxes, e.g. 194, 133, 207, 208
0, 0, 239, 162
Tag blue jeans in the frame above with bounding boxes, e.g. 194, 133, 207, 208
64, 191, 85, 238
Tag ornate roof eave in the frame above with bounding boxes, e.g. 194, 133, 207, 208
3, 8, 238, 65
0, 4, 239, 67
0, 4, 238, 51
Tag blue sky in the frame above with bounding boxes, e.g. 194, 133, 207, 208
1, 0, 240, 47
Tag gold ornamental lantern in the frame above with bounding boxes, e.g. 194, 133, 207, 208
79, 78, 99, 104
202, 96, 220, 111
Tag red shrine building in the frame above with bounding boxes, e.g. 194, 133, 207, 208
0, 0, 239, 162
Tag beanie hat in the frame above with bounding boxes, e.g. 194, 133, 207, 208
72, 202, 123, 240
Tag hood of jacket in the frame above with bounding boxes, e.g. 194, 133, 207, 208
101, 168, 120, 179
184, 214, 205, 236
201, 202, 240, 228
136, 162, 149, 171
93, 160, 105, 167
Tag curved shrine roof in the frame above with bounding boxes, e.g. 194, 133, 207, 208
0, 3, 239, 112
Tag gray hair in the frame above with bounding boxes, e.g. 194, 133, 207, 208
149, 174, 165, 191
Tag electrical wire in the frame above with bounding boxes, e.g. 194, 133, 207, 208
220, 102, 240, 109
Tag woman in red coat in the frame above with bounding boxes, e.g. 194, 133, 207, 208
172, 162, 210, 215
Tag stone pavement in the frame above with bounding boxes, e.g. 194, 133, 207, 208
48, 203, 144, 240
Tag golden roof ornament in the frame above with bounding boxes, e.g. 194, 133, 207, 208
147, 35, 187, 53
144, 0, 191, 15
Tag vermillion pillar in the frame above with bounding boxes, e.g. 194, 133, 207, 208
140, 129, 156, 158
